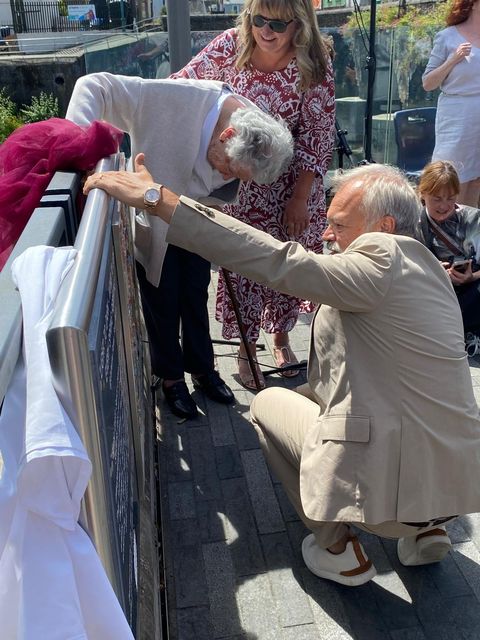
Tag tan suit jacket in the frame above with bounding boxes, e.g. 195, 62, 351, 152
167, 197, 480, 524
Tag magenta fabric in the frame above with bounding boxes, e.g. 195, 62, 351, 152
0, 118, 123, 271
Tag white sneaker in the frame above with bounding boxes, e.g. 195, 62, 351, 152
397, 526, 452, 566
301, 534, 377, 587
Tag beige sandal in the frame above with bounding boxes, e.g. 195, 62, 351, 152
273, 345, 299, 378
237, 353, 266, 391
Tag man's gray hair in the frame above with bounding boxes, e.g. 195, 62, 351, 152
331, 164, 421, 237
225, 107, 294, 184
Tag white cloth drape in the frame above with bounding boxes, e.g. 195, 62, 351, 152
0, 246, 134, 640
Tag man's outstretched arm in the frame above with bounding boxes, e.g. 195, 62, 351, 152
83, 152, 179, 222
84, 153, 390, 312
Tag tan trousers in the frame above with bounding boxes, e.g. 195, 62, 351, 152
250, 387, 452, 549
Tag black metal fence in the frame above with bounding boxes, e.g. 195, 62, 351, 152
9, 0, 122, 33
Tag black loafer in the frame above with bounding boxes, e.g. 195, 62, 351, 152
192, 371, 235, 405
162, 380, 198, 419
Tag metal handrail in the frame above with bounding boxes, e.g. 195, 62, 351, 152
46, 154, 127, 608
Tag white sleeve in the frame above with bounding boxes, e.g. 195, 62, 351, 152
65, 72, 143, 133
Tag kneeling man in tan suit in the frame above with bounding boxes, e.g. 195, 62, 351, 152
85, 158, 480, 587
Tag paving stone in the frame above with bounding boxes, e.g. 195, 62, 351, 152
260, 531, 314, 627
389, 630, 427, 640
215, 444, 244, 479
459, 512, 480, 544
236, 573, 283, 640
452, 540, 480, 601
163, 427, 193, 483
285, 519, 311, 570
414, 591, 463, 633
160, 416, 190, 449
188, 426, 222, 502
448, 517, 473, 544
380, 538, 451, 609
361, 537, 421, 633
462, 631, 480, 640
281, 624, 323, 639
450, 594, 480, 633
241, 449, 285, 534
425, 553, 472, 598
196, 499, 227, 543
168, 481, 196, 520
370, 574, 420, 632
360, 531, 395, 574
168, 518, 202, 548
421, 624, 470, 640
172, 543, 209, 609
221, 477, 266, 577
206, 401, 236, 446
274, 483, 301, 521
230, 393, 261, 450
339, 582, 393, 640
299, 567, 354, 640
176, 607, 214, 640
202, 541, 244, 638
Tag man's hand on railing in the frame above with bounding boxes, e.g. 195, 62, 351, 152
83, 153, 179, 224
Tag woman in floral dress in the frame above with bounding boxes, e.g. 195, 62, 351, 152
172, 0, 335, 389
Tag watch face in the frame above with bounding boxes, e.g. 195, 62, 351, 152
145, 187, 160, 204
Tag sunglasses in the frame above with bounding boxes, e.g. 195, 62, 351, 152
251, 14, 294, 33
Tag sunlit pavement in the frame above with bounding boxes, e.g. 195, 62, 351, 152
156, 267, 480, 640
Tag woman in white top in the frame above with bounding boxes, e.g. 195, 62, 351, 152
423, 0, 480, 207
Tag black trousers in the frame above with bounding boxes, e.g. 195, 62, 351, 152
456, 280, 480, 333
136, 245, 215, 380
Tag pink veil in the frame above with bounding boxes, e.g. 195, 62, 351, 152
0, 118, 124, 270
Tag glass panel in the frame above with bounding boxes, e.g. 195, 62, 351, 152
82, 24, 442, 169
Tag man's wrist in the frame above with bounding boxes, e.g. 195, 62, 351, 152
143, 184, 163, 209
150, 187, 179, 224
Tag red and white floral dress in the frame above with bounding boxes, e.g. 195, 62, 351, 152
171, 28, 335, 341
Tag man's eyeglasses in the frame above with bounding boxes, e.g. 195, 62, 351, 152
251, 14, 294, 34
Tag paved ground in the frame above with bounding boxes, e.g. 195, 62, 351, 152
156, 268, 480, 640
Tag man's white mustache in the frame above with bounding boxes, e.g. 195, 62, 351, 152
323, 241, 341, 254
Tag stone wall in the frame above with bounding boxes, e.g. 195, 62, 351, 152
0, 54, 86, 116
161, 8, 353, 31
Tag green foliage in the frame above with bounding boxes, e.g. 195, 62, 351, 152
0, 89, 60, 144
20, 91, 59, 124
345, 0, 453, 37
58, 0, 68, 16
0, 88, 22, 143
343, 0, 455, 106
0, 87, 16, 121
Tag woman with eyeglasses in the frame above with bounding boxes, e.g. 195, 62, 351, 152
171, 0, 335, 390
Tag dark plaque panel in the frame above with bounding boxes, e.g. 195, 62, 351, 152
88, 224, 138, 631
112, 201, 153, 493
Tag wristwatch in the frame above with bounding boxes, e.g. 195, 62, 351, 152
143, 184, 163, 209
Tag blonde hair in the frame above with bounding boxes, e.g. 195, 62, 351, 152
235, 0, 331, 90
